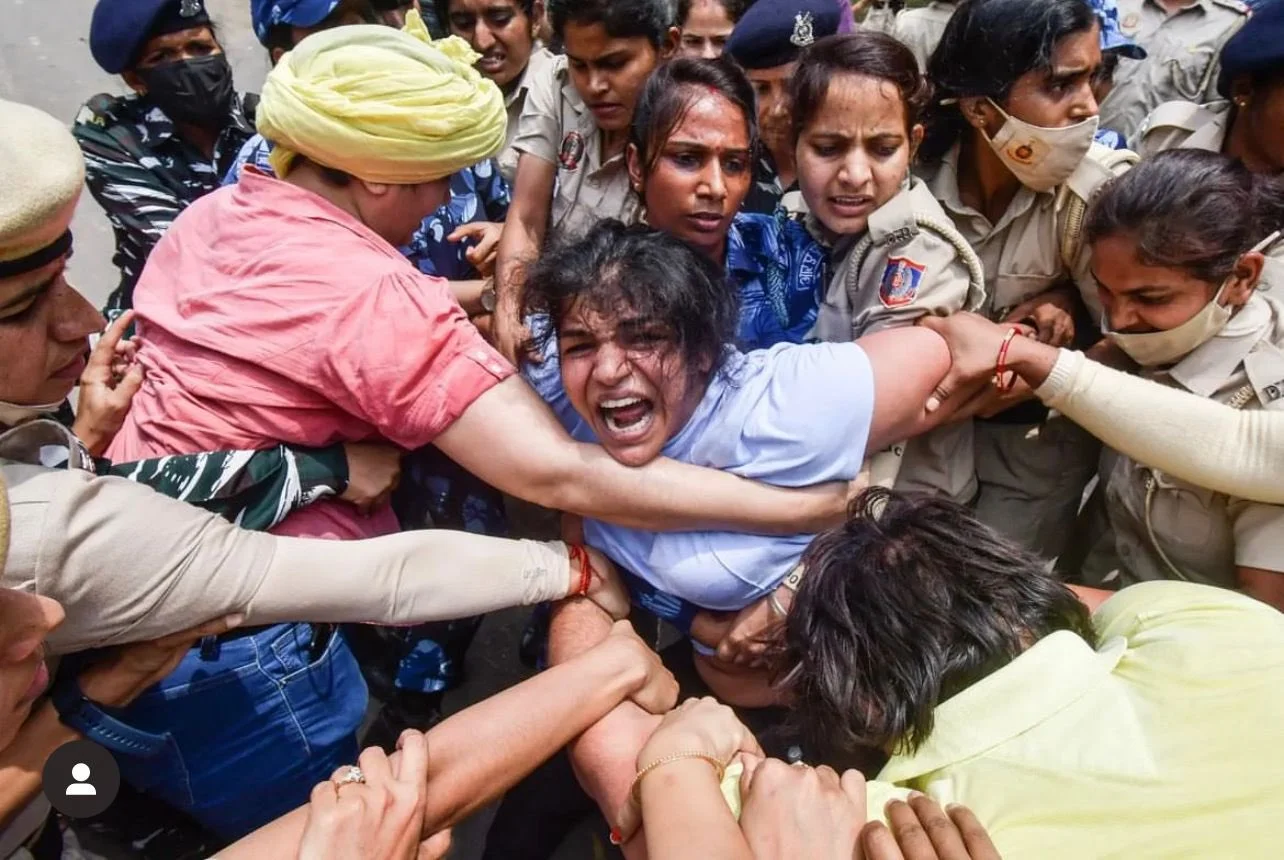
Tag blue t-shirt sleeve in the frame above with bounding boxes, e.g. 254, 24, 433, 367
727, 342, 874, 484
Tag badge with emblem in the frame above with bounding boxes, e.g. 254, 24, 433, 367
1004, 136, 1050, 166
559, 131, 585, 170
180, 0, 203, 16
790, 11, 815, 48
879, 257, 925, 308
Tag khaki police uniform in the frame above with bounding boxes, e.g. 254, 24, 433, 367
861, 1, 899, 34
892, 0, 957, 71
498, 47, 557, 185
1098, 292, 1284, 590
916, 142, 1135, 558
1101, 0, 1249, 144
511, 54, 641, 240
1135, 98, 1231, 158
811, 177, 987, 503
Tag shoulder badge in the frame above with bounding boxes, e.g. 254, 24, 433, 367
559, 131, 585, 170
879, 257, 925, 308
790, 12, 815, 47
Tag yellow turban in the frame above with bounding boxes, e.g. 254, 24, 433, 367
257, 10, 507, 184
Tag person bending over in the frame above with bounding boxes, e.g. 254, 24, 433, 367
775, 488, 1284, 859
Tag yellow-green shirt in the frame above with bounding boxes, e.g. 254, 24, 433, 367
865, 581, 1284, 858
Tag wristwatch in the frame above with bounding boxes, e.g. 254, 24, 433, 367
50, 676, 167, 757
781, 564, 805, 592
479, 284, 497, 314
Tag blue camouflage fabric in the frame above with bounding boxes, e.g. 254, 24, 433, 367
727, 209, 829, 351
224, 134, 510, 279
73, 92, 257, 318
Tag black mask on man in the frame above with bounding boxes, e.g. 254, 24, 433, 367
137, 54, 235, 129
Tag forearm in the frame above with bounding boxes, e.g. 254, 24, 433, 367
1035, 350, 1284, 503
0, 703, 77, 824
450, 278, 489, 316
640, 762, 750, 860
494, 212, 543, 319
222, 638, 648, 859
252, 532, 577, 626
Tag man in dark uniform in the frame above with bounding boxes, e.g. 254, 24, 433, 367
74, 0, 257, 318
726, 0, 839, 215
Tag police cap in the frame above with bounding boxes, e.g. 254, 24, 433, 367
90, 0, 213, 75
1218, 0, 1284, 96
725, 0, 841, 70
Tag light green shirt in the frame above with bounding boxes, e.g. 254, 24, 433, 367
865, 580, 1284, 857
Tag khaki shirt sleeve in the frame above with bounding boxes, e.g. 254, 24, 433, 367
1, 462, 574, 655
850, 231, 976, 336
3, 463, 277, 655
1228, 498, 1284, 573
512, 56, 566, 166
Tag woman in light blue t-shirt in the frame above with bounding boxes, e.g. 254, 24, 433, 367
523, 220, 956, 707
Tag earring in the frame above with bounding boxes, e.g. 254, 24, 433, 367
1236, 97, 1249, 108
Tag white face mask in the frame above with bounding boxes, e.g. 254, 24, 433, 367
983, 100, 1099, 192
1104, 231, 1282, 367
0, 398, 63, 428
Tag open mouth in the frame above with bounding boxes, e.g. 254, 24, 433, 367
686, 212, 725, 233
598, 396, 655, 439
829, 195, 875, 217
477, 55, 506, 72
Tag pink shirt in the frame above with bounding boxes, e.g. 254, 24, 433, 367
107, 169, 513, 541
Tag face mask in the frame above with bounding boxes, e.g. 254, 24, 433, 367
983, 100, 1099, 192
0, 398, 63, 428
1105, 231, 1282, 367
138, 54, 235, 129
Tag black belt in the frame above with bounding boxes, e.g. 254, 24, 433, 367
198, 623, 336, 661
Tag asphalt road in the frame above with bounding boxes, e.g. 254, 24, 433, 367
0, 0, 268, 309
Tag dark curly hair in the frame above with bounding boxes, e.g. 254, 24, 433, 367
791, 31, 933, 141
548, 0, 673, 45
779, 488, 1097, 758
521, 220, 739, 382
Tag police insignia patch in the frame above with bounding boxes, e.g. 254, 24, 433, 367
559, 131, 585, 170
790, 12, 815, 47
879, 257, 925, 308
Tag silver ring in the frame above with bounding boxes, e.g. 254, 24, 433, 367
332, 766, 366, 787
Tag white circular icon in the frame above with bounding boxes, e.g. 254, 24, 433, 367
66, 762, 97, 796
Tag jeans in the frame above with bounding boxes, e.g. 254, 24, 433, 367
111, 623, 367, 838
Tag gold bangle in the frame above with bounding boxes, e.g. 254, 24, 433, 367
630, 751, 725, 804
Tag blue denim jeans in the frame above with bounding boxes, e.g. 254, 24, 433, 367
111, 623, 367, 838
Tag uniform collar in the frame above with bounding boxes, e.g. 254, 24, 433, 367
1162, 293, 1274, 397
921, 143, 1041, 236
506, 46, 552, 109
877, 630, 1127, 785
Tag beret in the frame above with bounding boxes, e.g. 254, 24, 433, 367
1088, 0, 1146, 61
725, 0, 841, 70
0, 100, 84, 268
1218, 0, 1284, 96
89, 0, 211, 74
251, 0, 342, 44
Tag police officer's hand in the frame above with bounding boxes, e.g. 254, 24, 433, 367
739, 759, 867, 860
449, 222, 503, 279
340, 442, 403, 516
1001, 288, 1078, 347
860, 795, 1001, 860
575, 545, 632, 620
73, 310, 145, 456
918, 314, 1038, 420
77, 614, 244, 708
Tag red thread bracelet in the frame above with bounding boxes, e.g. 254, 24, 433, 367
567, 544, 593, 597
993, 327, 1021, 393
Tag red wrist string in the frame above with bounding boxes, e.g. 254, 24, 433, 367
567, 543, 593, 597
993, 327, 1021, 393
